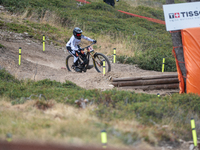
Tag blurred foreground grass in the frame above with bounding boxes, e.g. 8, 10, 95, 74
0, 68, 200, 147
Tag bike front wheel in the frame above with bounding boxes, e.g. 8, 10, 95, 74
93, 53, 111, 73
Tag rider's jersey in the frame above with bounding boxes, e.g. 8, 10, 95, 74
66, 35, 94, 51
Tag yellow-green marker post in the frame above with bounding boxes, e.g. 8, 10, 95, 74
113, 48, 116, 63
19, 47, 21, 65
101, 130, 107, 148
103, 60, 106, 76
191, 118, 198, 147
43, 35, 45, 51
6, 133, 12, 142
157, 93, 160, 98
162, 57, 165, 72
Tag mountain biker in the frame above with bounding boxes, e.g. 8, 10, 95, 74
66, 27, 97, 72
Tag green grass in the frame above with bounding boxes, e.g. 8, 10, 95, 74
0, 68, 199, 145
0, 19, 67, 46
0, 44, 4, 48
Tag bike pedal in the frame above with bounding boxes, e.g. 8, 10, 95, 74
82, 68, 87, 72
71, 65, 75, 69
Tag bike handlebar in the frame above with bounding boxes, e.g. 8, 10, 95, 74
81, 42, 95, 50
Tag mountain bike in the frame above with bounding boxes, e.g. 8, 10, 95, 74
66, 43, 111, 73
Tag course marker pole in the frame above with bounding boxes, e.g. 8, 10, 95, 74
157, 93, 160, 98
101, 130, 107, 148
19, 47, 21, 65
162, 57, 165, 72
43, 35, 45, 51
103, 60, 106, 76
191, 118, 198, 147
6, 133, 12, 142
113, 48, 116, 63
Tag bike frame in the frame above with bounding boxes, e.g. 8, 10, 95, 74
81, 43, 102, 68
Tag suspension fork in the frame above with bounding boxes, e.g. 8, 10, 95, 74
89, 52, 102, 67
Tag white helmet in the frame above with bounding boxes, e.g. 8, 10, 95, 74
73, 27, 82, 39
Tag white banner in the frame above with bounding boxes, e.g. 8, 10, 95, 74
163, 2, 200, 31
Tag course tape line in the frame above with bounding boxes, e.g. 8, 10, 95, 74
76, 0, 166, 25
118, 10, 165, 25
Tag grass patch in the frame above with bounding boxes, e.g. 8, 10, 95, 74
0, 19, 67, 46
0, 44, 4, 48
0, 68, 199, 145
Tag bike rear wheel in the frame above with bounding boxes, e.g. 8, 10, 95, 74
66, 55, 76, 72
93, 53, 111, 73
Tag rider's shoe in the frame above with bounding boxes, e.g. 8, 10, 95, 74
74, 66, 82, 72
86, 65, 93, 69
78, 63, 86, 72
81, 65, 93, 72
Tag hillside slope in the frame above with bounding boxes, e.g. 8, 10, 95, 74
0, 20, 178, 95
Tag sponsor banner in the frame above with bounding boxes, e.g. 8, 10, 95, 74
163, 2, 200, 31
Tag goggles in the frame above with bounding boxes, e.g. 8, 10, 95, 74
76, 33, 81, 37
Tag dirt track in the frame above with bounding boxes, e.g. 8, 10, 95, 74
0, 30, 179, 95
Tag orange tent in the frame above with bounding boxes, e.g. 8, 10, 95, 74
180, 27, 200, 94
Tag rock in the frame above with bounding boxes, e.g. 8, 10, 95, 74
189, 144, 194, 150
75, 98, 89, 109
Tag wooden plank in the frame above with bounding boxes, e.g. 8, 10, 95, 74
112, 78, 179, 87
112, 74, 178, 82
119, 83, 179, 90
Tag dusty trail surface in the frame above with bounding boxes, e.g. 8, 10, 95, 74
0, 30, 179, 95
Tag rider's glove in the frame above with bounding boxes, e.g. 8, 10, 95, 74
78, 47, 85, 54
93, 40, 97, 44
